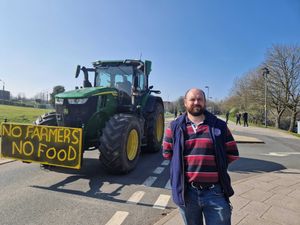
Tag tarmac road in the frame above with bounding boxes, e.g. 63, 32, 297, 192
0, 119, 177, 225
1, 117, 300, 225
227, 120, 300, 182
0, 149, 177, 225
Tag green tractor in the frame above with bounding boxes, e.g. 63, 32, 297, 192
35, 59, 164, 174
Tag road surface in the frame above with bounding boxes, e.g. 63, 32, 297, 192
0, 118, 299, 225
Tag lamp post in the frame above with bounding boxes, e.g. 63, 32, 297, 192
205, 86, 209, 100
262, 67, 269, 127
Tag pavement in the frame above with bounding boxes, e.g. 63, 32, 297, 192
154, 168, 300, 225
0, 157, 16, 165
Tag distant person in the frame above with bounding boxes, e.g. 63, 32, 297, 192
236, 112, 241, 125
253, 116, 258, 124
174, 109, 178, 119
243, 112, 249, 127
226, 111, 230, 123
179, 111, 183, 116
163, 88, 239, 225
122, 76, 132, 94
117, 76, 131, 95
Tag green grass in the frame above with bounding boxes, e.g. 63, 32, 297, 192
165, 112, 175, 118
0, 104, 52, 124
288, 131, 300, 138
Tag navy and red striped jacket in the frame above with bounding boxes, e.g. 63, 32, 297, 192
162, 111, 239, 206
163, 116, 239, 184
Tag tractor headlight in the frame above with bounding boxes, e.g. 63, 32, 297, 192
55, 98, 64, 105
68, 98, 88, 104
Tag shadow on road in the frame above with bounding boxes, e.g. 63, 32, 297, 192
30, 153, 286, 207
30, 152, 174, 209
229, 157, 286, 174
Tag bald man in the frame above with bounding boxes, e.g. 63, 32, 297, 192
163, 88, 239, 225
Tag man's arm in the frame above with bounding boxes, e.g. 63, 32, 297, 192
162, 125, 173, 160
225, 127, 239, 163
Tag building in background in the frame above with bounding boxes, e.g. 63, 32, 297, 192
0, 90, 10, 100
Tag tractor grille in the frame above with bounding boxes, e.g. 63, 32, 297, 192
56, 97, 97, 128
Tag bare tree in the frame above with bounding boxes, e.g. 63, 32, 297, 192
34, 90, 49, 104
265, 45, 300, 131
50, 85, 65, 106
228, 70, 266, 123
17, 92, 27, 101
175, 96, 185, 113
219, 44, 300, 131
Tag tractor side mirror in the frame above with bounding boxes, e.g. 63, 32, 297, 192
75, 65, 81, 78
144, 60, 152, 76
149, 85, 161, 94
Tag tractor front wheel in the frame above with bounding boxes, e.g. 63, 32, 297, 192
34, 112, 57, 126
99, 114, 141, 174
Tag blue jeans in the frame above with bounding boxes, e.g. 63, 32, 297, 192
179, 184, 232, 225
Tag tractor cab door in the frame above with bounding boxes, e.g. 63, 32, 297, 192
132, 69, 148, 105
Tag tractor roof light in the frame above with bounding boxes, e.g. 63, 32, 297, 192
68, 98, 88, 104
55, 98, 64, 105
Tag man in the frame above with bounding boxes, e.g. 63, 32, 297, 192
235, 112, 241, 125
242, 112, 249, 127
225, 111, 230, 123
116, 76, 132, 95
163, 88, 239, 225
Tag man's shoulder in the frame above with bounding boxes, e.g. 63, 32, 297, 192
215, 117, 227, 129
205, 111, 226, 127
170, 114, 186, 129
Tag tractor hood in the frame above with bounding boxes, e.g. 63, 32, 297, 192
55, 87, 118, 99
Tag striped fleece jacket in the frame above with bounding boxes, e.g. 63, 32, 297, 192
162, 110, 239, 206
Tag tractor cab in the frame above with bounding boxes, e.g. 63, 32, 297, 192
75, 60, 153, 104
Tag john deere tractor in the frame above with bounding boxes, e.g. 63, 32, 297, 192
35, 59, 164, 173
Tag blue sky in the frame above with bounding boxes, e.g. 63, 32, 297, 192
0, 0, 299, 101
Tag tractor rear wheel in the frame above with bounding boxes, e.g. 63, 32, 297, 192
99, 114, 141, 174
143, 102, 164, 152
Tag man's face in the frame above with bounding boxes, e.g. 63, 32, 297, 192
184, 89, 206, 116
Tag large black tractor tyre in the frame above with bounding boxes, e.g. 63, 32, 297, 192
99, 114, 142, 174
31, 112, 58, 168
34, 112, 57, 126
143, 102, 164, 153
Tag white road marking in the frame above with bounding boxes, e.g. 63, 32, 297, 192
262, 152, 300, 157
105, 211, 129, 225
153, 194, 171, 210
153, 167, 165, 174
127, 191, 145, 204
165, 179, 171, 189
161, 160, 170, 166
142, 176, 157, 187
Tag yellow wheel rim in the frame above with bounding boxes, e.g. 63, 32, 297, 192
156, 113, 164, 142
127, 129, 138, 161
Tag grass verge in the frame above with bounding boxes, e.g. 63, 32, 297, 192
0, 104, 52, 124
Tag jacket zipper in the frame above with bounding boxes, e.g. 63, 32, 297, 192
180, 127, 185, 206
210, 127, 216, 146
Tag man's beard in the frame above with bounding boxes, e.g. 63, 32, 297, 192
187, 105, 205, 116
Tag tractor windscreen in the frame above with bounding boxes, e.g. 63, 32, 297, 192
95, 65, 133, 95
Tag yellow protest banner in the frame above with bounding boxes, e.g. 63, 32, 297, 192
0, 123, 82, 169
